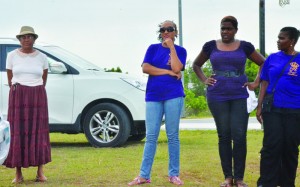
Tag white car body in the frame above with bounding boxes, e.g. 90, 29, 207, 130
0, 38, 146, 147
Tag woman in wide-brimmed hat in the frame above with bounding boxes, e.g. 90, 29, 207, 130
4, 26, 51, 184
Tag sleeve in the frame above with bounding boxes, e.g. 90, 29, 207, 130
41, 53, 49, 70
6, 51, 14, 70
142, 44, 156, 65
177, 47, 187, 71
242, 41, 255, 57
202, 40, 215, 57
260, 56, 270, 81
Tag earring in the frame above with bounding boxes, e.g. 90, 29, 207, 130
290, 44, 293, 47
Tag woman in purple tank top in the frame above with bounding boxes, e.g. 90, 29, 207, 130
192, 16, 265, 187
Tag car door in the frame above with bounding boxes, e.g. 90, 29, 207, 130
0, 45, 74, 125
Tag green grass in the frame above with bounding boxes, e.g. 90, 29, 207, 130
0, 131, 299, 186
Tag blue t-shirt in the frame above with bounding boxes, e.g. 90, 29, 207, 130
203, 40, 255, 102
261, 51, 300, 109
143, 43, 187, 101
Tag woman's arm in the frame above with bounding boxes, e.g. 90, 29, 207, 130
192, 50, 216, 86
42, 69, 48, 86
142, 63, 181, 79
163, 38, 183, 73
246, 51, 265, 90
256, 80, 268, 124
6, 69, 12, 87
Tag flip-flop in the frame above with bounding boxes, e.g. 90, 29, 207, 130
35, 175, 47, 182
12, 176, 24, 184
128, 176, 151, 186
235, 180, 248, 187
220, 178, 233, 187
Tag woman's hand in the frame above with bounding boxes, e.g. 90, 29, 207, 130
204, 74, 217, 86
244, 81, 259, 91
162, 38, 174, 48
256, 106, 263, 124
169, 70, 182, 80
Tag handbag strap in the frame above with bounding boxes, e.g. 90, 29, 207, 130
271, 52, 299, 93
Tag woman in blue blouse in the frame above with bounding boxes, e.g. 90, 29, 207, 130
193, 16, 264, 187
256, 27, 300, 187
128, 20, 187, 186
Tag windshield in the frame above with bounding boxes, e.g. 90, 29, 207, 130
42, 46, 103, 71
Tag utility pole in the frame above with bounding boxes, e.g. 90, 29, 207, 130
178, 0, 183, 47
259, 0, 265, 57
178, 0, 185, 117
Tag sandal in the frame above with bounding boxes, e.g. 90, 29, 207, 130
128, 176, 151, 186
235, 180, 248, 187
35, 175, 47, 182
12, 176, 24, 184
168, 176, 184, 185
220, 178, 233, 187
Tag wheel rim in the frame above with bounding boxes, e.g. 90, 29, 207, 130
89, 110, 120, 143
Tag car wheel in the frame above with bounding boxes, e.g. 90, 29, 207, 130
127, 134, 146, 141
83, 103, 131, 147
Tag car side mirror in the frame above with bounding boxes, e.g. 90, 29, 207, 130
49, 62, 67, 74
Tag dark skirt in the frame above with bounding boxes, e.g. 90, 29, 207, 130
4, 84, 51, 168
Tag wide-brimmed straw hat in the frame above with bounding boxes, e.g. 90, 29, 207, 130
16, 26, 38, 39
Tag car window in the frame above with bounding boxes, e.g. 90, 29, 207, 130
1, 45, 68, 74
0, 45, 19, 71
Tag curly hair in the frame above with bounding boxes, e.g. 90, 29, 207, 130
157, 20, 178, 42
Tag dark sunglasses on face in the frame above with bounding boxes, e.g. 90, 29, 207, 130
159, 26, 175, 33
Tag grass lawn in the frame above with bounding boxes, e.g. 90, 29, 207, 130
0, 130, 299, 186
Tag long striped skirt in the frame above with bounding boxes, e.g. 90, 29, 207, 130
4, 84, 51, 168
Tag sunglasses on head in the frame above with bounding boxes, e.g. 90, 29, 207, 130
159, 26, 175, 33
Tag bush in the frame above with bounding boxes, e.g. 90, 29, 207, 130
184, 88, 208, 116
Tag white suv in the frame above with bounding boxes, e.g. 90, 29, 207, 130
0, 38, 146, 147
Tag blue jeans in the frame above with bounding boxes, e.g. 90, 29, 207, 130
140, 97, 183, 179
208, 98, 249, 180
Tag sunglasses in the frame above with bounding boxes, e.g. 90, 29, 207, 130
159, 27, 175, 33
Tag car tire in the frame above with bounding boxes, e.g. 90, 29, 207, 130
83, 103, 131, 147
127, 134, 146, 141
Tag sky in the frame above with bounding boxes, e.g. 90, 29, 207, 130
0, 0, 299, 78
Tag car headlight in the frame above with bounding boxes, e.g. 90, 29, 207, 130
121, 77, 146, 91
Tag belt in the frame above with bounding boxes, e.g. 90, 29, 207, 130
213, 70, 243, 77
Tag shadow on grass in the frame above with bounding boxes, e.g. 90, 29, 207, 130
50, 140, 145, 148
50, 142, 91, 147
123, 141, 145, 147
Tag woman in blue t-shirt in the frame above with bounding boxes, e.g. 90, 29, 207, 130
128, 20, 187, 186
192, 16, 265, 187
256, 27, 300, 187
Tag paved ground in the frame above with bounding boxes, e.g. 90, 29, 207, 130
161, 117, 262, 130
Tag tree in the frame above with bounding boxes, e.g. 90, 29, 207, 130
183, 60, 212, 115
104, 67, 123, 73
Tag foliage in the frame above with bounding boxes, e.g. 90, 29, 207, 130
183, 60, 212, 115
184, 88, 208, 116
104, 66, 122, 73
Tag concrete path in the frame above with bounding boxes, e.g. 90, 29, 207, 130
161, 117, 262, 130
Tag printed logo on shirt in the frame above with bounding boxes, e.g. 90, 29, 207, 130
288, 62, 299, 76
